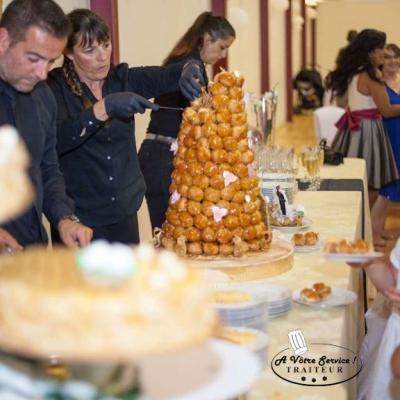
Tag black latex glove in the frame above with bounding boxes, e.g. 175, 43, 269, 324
105, 92, 159, 118
179, 61, 205, 101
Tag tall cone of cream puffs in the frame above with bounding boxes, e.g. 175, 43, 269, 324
160, 70, 272, 257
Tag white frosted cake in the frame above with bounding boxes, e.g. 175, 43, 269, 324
0, 242, 217, 362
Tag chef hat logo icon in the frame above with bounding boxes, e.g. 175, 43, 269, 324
288, 329, 308, 355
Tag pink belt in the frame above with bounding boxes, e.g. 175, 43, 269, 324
335, 108, 381, 131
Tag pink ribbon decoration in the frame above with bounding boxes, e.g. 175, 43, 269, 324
170, 140, 178, 155
170, 190, 180, 204
335, 108, 381, 131
222, 171, 238, 187
211, 206, 228, 222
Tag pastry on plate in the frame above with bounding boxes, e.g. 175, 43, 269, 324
324, 239, 370, 254
293, 231, 319, 246
305, 231, 319, 246
312, 282, 331, 299
300, 288, 321, 303
300, 282, 332, 303
293, 233, 306, 246
213, 290, 252, 304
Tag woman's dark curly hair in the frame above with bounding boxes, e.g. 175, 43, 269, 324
325, 29, 386, 98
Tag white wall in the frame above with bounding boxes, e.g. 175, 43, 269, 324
317, 0, 400, 79
269, 2, 288, 124
292, 0, 303, 77
3, 0, 89, 12
227, 0, 260, 95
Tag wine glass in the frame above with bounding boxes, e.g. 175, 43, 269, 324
305, 146, 322, 190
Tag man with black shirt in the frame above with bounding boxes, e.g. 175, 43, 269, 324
0, 0, 92, 251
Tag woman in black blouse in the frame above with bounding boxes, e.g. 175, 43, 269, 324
47, 9, 204, 244
138, 12, 235, 231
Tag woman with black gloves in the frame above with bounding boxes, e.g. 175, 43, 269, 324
47, 9, 204, 244
138, 12, 235, 231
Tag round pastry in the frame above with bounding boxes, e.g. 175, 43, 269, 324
209, 134, 223, 150
229, 86, 244, 100
179, 212, 194, 228
318, 286, 332, 299
193, 213, 208, 230
209, 81, 228, 96
293, 234, 305, 246
211, 149, 227, 163
215, 71, 236, 87
203, 242, 219, 256
324, 241, 339, 253
198, 107, 212, 124
0, 244, 216, 361
232, 125, 247, 139
219, 243, 234, 257
305, 231, 319, 246
175, 198, 188, 212
339, 240, 353, 254
192, 175, 209, 190
216, 123, 232, 138
312, 282, 326, 291
201, 227, 216, 242
226, 150, 241, 165
216, 109, 231, 124
173, 226, 186, 240
353, 239, 370, 253
186, 227, 201, 242
178, 184, 189, 197
300, 288, 321, 303
187, 242, 203, 256
203, 161, 219, 177
188, 186, 204, 202
212, 94, 229, 110
187, 161, 203, 177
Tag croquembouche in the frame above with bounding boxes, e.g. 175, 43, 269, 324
160, 70, 272, 257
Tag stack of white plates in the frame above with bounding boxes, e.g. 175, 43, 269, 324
211, 282, 292, 320
261, 284, 292, 319
214, 290, 268, 331
228, 282, 291, 319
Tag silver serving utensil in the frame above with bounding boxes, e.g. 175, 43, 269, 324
157, 105, 184, 111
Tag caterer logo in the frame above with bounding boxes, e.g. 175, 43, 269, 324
271, 329, 362, 386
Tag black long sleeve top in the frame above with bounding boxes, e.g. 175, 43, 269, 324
47, 62, 188, 227
147, 53, 208, 138
0, 78, 73, 245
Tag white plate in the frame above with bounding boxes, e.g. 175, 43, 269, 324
142, 339, 261, 400
271, 218, 312, 233
294, 240, 323, 253
321, 251, 383, 263
293, 287, 357, 308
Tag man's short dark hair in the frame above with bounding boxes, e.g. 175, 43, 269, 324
0, 0, 71, 45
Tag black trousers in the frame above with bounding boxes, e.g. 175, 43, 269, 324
51, 214, 139, 245
138, 139, 173, 230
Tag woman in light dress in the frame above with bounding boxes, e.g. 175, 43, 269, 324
325, 29, 400, 246
353, 240, 400, 399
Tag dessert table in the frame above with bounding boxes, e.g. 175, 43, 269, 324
247, 159, 371, 400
